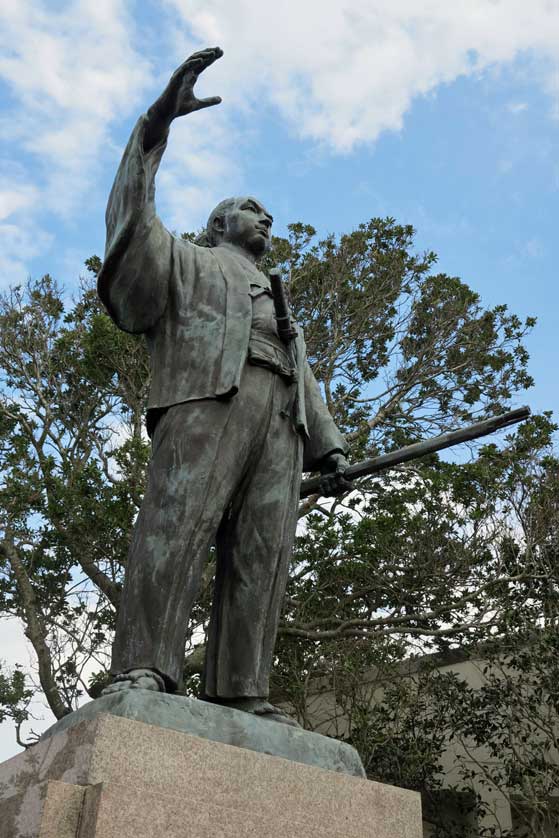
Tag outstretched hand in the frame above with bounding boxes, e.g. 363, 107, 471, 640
145, 47, 223, 150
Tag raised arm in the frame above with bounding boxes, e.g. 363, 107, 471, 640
98, 48, 223, 333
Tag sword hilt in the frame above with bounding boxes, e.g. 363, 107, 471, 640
269, 268, 297, 343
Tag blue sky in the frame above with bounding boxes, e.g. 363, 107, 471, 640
1, 1, 557, 419
0, 0, 558, 758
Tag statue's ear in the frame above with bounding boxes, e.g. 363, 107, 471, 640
212, 215, 225, 237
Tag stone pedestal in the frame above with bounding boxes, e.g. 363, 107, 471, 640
0, 707, 422, 838
39, 690, 366, 778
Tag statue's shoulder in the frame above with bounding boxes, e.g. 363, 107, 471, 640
169, 235, 216, 262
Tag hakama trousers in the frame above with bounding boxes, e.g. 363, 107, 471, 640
110, 363, 303, 697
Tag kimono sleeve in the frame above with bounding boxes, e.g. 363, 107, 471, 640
302, 361, 349, 472
97, 114, 174, 334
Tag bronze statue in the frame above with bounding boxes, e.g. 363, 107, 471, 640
97, 47, 349, 724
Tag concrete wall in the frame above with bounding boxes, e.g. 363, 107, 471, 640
296, 652, 559, 837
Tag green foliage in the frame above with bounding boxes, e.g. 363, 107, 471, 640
0, 219, 555, 834
265, 219, 533, 452
0, 270, 150, 722
0, 663, 32, 728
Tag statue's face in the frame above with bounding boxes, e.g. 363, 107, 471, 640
218, 197, 273, 258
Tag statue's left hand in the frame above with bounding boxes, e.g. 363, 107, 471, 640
319, 452, 352, 497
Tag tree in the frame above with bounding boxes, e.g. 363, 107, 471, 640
274, 425, 559, 837
0, 272, 149, 719
0, 218, 555, 836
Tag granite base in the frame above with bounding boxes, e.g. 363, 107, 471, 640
0, 708, 423, 837
40, 690, 365, 777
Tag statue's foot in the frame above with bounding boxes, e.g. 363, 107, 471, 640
101, 668, 166, 696
216, 697, 300, 727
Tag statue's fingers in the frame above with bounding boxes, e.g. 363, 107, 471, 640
322, 472, 350, 497
188, 46, 224, 74
186, 56, 205, 71
205, 46, 224, 63
193, 95, 223, 111
172, 48, 223, 84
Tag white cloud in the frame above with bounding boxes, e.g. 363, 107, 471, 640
0, 172, 48, 286
0, 182, 38, 222
167, 0, 559, 151
0, 219, 52, 289
507, 102, 529, 114
1, 1, 558, 279
0, 1, 151, 134
156, 108, 244, 233
0, 0, 152, 281
524, 237, 545, 259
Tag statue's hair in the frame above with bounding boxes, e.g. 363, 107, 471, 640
195, 197, 238, 247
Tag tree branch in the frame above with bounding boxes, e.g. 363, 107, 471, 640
0, 538, 71, 720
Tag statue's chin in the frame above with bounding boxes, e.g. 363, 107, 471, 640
246, 234, 270, 260
220, 233, 270, 260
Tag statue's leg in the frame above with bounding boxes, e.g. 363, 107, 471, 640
203, 373, 303, 704
109, 396, 252, 693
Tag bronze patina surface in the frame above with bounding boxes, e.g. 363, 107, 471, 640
97, 48, 349, 716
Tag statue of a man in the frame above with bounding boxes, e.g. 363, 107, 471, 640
98, 47, 349, 723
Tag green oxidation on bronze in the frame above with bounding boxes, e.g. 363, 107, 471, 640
41, 691, 366, 778
96, 47, 349, 710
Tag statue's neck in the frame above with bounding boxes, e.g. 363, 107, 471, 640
217, 241, 258, 265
